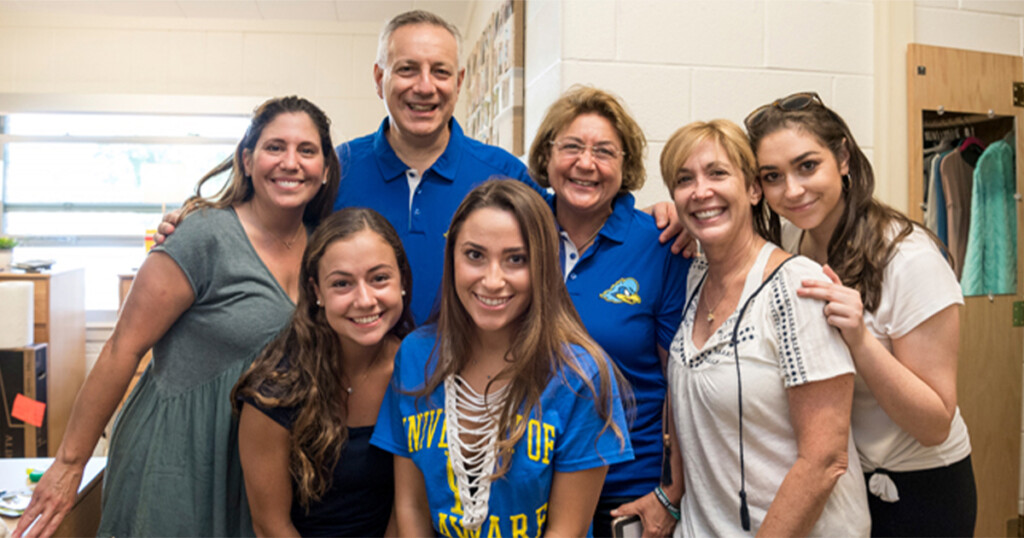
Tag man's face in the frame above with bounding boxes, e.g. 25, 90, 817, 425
374, 23, 465, 142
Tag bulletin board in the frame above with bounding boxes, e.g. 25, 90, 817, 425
465, 0, 524, 156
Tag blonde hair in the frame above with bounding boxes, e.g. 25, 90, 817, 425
661, 119, 769, 240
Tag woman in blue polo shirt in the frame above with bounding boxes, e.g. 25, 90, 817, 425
527, 86, 691, 536
371, 180, 633, 537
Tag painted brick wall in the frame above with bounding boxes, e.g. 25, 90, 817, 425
525, 0, 875, 210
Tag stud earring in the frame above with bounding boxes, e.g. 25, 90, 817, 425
316, 299, 322, 306
401, 290, 406, 296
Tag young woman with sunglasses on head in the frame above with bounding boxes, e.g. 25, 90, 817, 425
745, 92, 976, 537
371, 180, 634, 537
233, 208, 414, 537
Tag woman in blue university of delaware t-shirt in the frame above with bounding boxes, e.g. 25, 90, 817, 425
371, 180, 634, 537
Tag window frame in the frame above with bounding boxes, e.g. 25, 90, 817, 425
0, 94, 259, 317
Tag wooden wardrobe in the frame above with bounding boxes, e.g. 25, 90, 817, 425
907, 43, 1024, 537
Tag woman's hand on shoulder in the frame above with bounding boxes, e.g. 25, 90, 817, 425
646, 202, 697, 257
610, 492, 677, 538
12, 459, 86, 538
154, 208, 184, 244
797, 265, 869, 350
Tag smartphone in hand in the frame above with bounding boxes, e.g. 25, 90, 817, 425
611, 515, 642, 538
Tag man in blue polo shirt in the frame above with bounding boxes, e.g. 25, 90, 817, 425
157, 11, 682, 324
333, 10, 541, 323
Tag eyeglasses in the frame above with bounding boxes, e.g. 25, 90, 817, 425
550, 139, 625, 163
743, 91, 823, 129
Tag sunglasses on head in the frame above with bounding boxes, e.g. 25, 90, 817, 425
744, 91, 823, 129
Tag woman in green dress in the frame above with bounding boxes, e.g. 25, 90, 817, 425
15, 96, 340, 538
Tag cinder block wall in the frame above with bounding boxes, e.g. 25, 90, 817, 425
524, 0, 875, 209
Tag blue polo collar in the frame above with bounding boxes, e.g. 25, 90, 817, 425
372, 117, 464, 183
549, 192, 636, 246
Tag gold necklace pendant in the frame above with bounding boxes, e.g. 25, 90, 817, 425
706, 311, 714, 323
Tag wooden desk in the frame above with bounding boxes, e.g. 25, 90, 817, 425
0, 457, 105, 537
0, 270, 86, 456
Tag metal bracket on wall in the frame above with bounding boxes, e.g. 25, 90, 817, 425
1014, 82, 1024, 107
1014, 301, 1024, 327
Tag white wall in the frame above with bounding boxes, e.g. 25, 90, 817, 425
525, 0, 876, 209
0, 10, 387, 142
915, 0, 1024, 56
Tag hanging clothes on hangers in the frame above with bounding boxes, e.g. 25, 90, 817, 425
961, 136, 1017, 295
940, 149, 974, 278
924, 138, 957, 203
959, 137, 986, 167
925, 148, 952, 246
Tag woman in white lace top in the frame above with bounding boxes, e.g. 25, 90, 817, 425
659, 119, 869, 536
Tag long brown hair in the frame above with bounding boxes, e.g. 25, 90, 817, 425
422, 180, 630, 478
746, 97, 919, 312
182, 96, 340, 229
232, 208, 414, 508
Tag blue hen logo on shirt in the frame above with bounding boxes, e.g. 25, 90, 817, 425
600, 277, 642, 305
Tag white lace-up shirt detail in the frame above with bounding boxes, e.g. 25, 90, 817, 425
443, 375, 509, 529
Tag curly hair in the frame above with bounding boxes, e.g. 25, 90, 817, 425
182, 95, 340, 229
421, 179, 631, 479
232, 208, 414, 508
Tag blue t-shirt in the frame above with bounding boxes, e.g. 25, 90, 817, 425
334, 118, 543, 324
370, 326, 634, 538
556, 193, 690, 498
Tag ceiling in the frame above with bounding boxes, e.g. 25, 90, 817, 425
0, 0, 476, 28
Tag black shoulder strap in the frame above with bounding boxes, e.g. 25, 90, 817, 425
733, 253, 797, 531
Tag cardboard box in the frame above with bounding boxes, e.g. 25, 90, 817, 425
0, 344, 47, 457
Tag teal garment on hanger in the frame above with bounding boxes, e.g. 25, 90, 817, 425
961, 138, 1016, 295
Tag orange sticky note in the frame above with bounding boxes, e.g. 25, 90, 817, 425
12, 394, 45, 428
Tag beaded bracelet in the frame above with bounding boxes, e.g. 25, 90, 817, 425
654, 486, 681, 521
